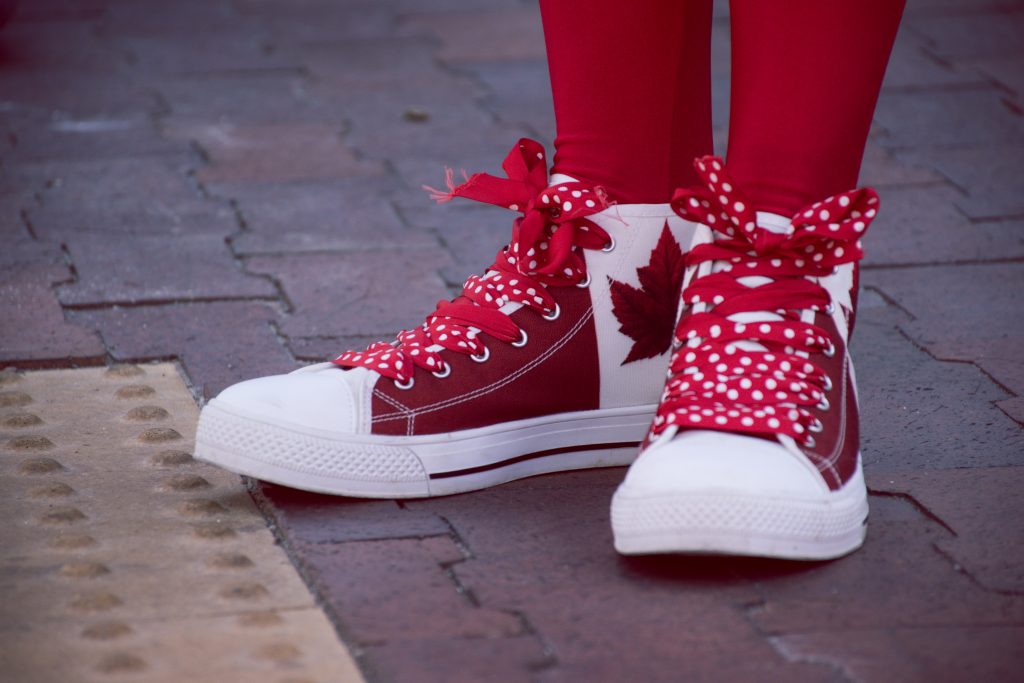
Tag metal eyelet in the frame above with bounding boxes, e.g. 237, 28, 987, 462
804, 436, 817, 449
576, 271, 592, 288
393, 377, 415, 390
809, 417, 824, 433
824, 302, 836, 315
822, 374, 833, 392
431, 363, 451, 379
511, 329, 528, 348
470, 346, 490, 363
823, 341, 836, 358
816, 395, 831, 411
542, 302, 561, 321
601, 236, 616, 253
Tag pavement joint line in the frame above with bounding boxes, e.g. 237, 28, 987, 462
0, 363, 364, 682
894, 325, 1020, 400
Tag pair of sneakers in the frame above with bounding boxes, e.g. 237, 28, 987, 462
195, 139, 878, 560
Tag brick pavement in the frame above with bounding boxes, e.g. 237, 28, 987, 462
2, 0, 1023, 680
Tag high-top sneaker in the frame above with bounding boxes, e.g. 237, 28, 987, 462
611, 156, 879, 560
195, 139, 696, 497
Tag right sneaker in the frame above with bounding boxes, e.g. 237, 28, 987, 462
196, 139, 697, 497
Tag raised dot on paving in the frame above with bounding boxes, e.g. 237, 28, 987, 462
161, 473, 211, 491
124, 405, 170, 421
95, 652, 147, 674
8, 435, 55, 451
0, 390, 33, 407
115, 384, 156, 399
139, 427, 182, 443
178, 498, 228, 516
81, 621, 133, 641
19, 456, 64, 474
50, 533, 97, 550
69, 591, 123, 613
39, 506, 88, 525
60, 562, 112, 579
219, 582, 269, 600
192, 522, 236, 540
150, 449, 194, 466
28, 482, 75, 497
206, 553, 254, 569
254, 642, 302, 662
2, 412, 44, 428
104, 365, 144, 379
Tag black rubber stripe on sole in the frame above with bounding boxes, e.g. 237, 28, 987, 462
429, 441, 641, 480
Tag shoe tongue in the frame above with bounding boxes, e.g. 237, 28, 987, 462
548, 173, 578, 187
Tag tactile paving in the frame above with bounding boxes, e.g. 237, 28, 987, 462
0, 364, 363, 683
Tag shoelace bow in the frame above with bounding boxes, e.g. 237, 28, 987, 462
334, 138, 612, 385
652, 156, 879, 446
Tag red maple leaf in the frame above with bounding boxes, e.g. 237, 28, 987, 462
609, 222, 685, 365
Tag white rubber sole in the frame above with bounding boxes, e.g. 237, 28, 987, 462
611, 462, 869, 560
194, 400, 656, 498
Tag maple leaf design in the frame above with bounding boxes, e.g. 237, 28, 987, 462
609, 222, 685, 365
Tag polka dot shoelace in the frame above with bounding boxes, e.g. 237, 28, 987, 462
334, 138, 613, 386
651, 156, 880, 446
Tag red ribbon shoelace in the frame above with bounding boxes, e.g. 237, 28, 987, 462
652, 156, 879, 445
334, 138, 612, 384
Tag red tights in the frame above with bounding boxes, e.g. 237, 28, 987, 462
539, 0, 905, 215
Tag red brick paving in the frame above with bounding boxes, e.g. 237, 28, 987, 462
2, 0, 1023, 680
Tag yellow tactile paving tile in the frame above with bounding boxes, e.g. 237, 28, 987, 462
0, 364, 364, 683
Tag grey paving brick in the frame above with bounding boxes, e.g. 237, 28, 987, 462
399, 7, 546, 63
68, 301, 295, 398
363, 637, 546, 683
873, 87, 1024, 148
456, 61, 556, 141
294, 536, 524, 642
882, 30, 990, 91
286, 335, 380, 362
862, 184, 1024, 266
221, 179, 437, 256
894, 144, 1024, 219
0, 264, 106, 365
870, 467, 1024, 593
853, 287, 1023, 470
773, 626, 1024, 683
906, 7, 1024, 60
971, 55, 1024, 98
244, 249, 453, 339
57, 233, 277, 306
865, 263, 1024, 396
3, 113, 182, 163
858, 142, 944, 188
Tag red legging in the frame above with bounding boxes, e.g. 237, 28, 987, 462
540, 0, 905, 214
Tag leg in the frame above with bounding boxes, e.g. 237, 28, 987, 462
727, 0, 906, 215
540, 0, 715, 204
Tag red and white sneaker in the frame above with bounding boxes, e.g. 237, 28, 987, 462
611, 157, 879, 560
195, 139, 696, 497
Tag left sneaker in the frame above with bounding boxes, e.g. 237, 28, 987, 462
611, 156, 879, 560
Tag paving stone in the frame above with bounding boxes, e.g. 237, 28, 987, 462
0, 264, 106, 366
869, 467, 1024, 592
456, 60, 556, 140
221, 179, 437, 256
233, 0, 401, 42
865, 263, 1024, 396
971, 55, 1024, 98
996, 395, 1024, 423
906, 7, 1024, 60
3, 112, 182, 163
399, 7, 546, 63
245, 249, 453, 339
873, 87, 1024, 148
894, 144, 1024, 220
748, 493, 1024, 633
253, 483, 449, 544
58, 233, 277, 306
363, 636, 547, 683
0, 18, 124, 72
105, 27, 295, 77
68, 302, 295, 398
772, 626, 1024, 683
862, 184, 1024, 266
0, 70, 160, 118
295, 536, 524, 643
857, 142, 944, 188
165, 122, 385, 184
882, 29, 989, 91
286, 335, 380, 362
0, 235, 65, 269
20, 156, 238, 238
851, 292, 1022, 470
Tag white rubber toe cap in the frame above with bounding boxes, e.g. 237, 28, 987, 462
620, 429, 828, 500
213, 362, 369, 435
